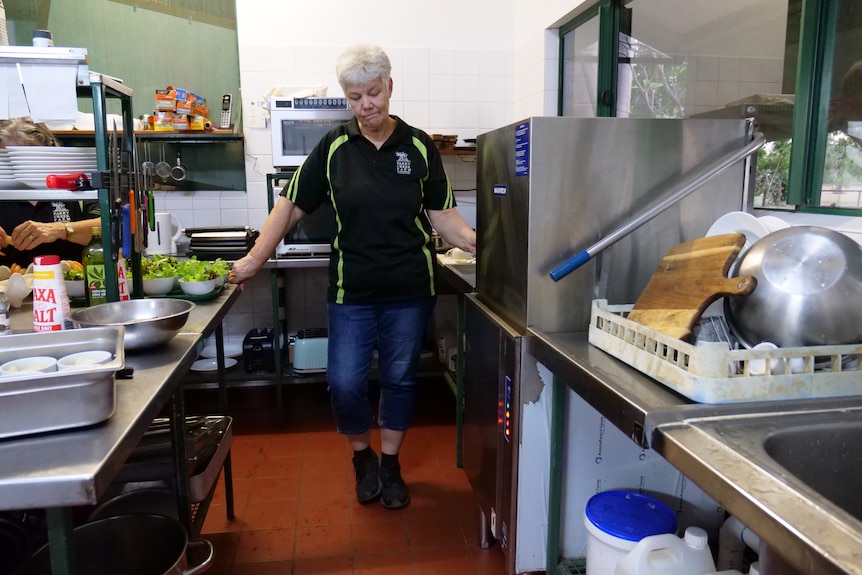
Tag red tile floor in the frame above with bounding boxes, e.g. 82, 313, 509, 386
187, 378, 508, 575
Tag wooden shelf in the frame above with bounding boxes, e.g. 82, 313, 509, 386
439, 148, 476, 156
54, 130, 243, 142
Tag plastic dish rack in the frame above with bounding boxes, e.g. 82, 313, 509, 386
588, 299, 862, 404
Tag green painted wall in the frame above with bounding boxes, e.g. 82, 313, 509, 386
11, 0, 240, 120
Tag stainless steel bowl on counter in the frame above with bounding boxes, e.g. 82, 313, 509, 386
70, 299, 195, 351
725, 225, 862, 348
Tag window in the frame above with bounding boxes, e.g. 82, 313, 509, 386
558, 0, 862, 214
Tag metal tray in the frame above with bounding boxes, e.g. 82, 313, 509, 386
0, 327, 125, 439
189, 416, 232, 502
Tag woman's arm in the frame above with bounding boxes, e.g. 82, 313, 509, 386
427, 208, 476, 255
9, 217, 99, 251
229, 196, 307, 287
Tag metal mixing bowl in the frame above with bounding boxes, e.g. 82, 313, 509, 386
70, 299, 195, 351
725, 225, 862, 347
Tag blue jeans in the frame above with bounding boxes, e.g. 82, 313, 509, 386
327, 297, 436, 434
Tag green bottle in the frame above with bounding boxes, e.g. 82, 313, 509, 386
83, 226, 107, 306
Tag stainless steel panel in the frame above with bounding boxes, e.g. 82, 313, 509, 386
463, 296, 504, 536
464, 294, 527, 574
0, 327, 124, 439
477, 117, 754, 334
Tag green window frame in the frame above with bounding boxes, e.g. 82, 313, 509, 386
558, 0, 855, 215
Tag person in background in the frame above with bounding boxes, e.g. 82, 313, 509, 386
0, 116, 100, 267
230, 43, 476, 509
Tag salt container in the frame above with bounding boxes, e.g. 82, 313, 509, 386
32, 255, 71, 331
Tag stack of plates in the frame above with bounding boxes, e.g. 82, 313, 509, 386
6, 146, 98, 190
0, 150, 14, 189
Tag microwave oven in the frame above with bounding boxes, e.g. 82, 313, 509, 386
270, 96, 354, 167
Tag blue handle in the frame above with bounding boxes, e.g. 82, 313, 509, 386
549, 250, 591, 282
121, 204, 131, 258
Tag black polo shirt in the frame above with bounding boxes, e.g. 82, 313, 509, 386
0, 200, 99, 266
282, 116, 455, 304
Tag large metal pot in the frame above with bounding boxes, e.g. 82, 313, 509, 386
21, 514, 212, 575
725, 226, 862, 347
70, 299, 195, 351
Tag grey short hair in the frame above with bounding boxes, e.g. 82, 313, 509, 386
336, 44, 391, 91
0, 116, 59, 147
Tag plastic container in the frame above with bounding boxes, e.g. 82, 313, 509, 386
0, 295, 10, 335
32, 29, 53, 47
32, 255, 71, 331
614, 526, 716, 575
584, 490, 678, 575
588, 299, 862, 404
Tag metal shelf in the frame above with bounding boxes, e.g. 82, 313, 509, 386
0, 189, 98, 201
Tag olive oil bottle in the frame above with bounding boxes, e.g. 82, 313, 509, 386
83, 226, 107, 306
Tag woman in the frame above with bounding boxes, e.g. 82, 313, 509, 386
0, 117, 100, 266
231, 43, 476, 509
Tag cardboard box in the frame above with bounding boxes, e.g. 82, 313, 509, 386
175, 98, 192, 116
192, 101, 209, 118
153, 111, 174, 131
155, 89, 176, 111
188, 115, 212, 130
171, 114, 189, 131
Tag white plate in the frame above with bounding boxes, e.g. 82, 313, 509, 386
15, 178, 50, 189
6, 146, 96, 155
10, 160, 97, 168
199, 337, 243, 359
757, 215, 792, 233
13, 168, 93, 175
191, 357, 237, 372
706, 211, 770, 253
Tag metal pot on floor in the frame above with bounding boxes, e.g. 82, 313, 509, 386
19, 514, 212, 575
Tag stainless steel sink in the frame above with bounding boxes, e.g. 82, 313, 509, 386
764, 416, 862, 524
655, 405, 862, 575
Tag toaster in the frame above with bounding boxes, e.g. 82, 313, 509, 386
243, 327, 276, 373
293, 328, 328, 373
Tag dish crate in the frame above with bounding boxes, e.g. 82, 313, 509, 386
588, 299, 862, 404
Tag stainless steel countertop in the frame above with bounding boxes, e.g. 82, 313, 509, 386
435, 255, 476, 294
0, 287, 240, 510
529, 328, 862, 575
263, 256, 329, 269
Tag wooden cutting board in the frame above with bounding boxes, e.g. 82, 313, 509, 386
627, 233, 756, 341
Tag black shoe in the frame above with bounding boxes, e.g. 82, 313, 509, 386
379, 460, 410, 509
352, 448, 382, 504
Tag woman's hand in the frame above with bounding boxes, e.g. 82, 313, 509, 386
228, 255, 260, 289
427, 208, 476, 255
10, 221, 64, 251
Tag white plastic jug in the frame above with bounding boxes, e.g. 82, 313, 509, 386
614, 526, 716, 575
146, 213, 182, 255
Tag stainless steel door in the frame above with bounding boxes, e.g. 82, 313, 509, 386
464, 294, 524, 574
463, 295, 502, 546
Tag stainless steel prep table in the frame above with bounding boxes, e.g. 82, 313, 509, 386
0, 285, 241, 575
434, 256, 476, 468
529, 328, 862, 575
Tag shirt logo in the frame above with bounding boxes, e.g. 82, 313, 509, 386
395, 151, 411, 175
51, 202, 71, 223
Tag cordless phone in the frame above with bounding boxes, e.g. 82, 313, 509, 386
220, 94, 232, 129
